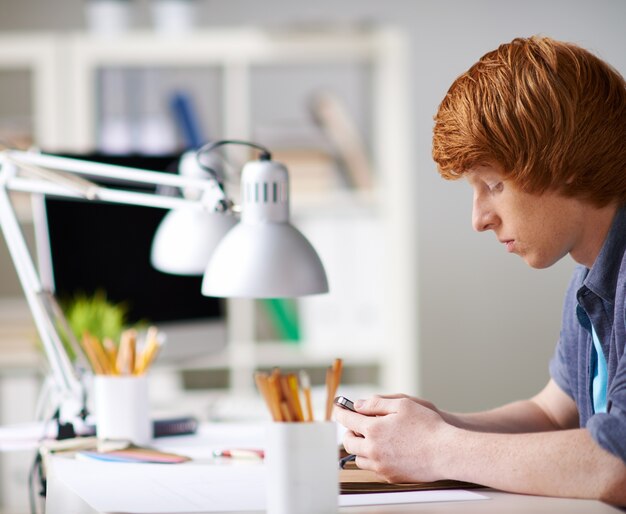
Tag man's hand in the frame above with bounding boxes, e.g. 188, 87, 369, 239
333, 386, 626, 503
334, 396, 452, 483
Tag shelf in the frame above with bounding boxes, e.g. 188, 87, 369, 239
291, 188, 380, 219
1, 26, 418, 396
66, 28, 380, 66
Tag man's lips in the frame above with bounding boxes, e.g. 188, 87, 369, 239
501, 240, 515, 252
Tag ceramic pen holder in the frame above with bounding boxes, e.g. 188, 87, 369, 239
93, 374, 152, 446
265, 421, 338, 514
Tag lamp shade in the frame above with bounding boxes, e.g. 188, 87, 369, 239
151, 208, 237, 275
201, 222, 328, 297
201, 159, 329, 298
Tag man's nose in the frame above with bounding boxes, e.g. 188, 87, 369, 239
472, 198, 497, 232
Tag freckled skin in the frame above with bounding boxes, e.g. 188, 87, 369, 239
467, 165, 613, 270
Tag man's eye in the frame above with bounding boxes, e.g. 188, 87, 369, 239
489, 182, 503, 193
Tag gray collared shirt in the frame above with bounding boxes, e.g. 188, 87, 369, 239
550, 206, 626, 463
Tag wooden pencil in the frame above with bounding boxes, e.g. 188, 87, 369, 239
299, 370, 314, 422
80, 333, 105, 375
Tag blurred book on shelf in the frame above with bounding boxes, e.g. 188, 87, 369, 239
254, 123, 345, 196
309, 90, 374, 191
169, 90, 204, 150
272, 148, 342, 196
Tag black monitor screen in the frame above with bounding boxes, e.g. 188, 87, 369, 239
45, 154, 224, 326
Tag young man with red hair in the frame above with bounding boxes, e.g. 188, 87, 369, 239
335, 36, 626, 503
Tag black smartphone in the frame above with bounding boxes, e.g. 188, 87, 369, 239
334, 395, 356, 412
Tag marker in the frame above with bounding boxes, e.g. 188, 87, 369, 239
212, 448, 265, 460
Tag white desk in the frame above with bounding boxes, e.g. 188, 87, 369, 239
41, 422, 622, 514
45, 476, 622, 514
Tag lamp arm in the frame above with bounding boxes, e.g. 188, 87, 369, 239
0, 149, 234, 410
0, 161, 83, 400
6, 150, 228, 200
3, 150, 230, 212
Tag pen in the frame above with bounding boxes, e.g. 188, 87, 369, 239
213, 448, 265, 460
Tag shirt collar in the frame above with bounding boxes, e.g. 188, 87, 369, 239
583, 206, 626, 303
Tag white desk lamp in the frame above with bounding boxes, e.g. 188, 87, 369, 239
0, 141, 328, 420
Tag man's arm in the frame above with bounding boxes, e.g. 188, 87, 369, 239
373, 379, 578, 433
335, 381, 626, 504
439, 420, 626, 503
444, 379, 580, 432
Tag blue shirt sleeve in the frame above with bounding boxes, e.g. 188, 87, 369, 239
549, 338, 573, 400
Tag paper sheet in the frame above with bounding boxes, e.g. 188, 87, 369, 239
52, 458, 488, 513
340, 489, 488, 507
0, 421, 53, 451
52, 458, 266, 513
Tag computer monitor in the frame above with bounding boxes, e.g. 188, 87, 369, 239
34, 153, 227, 363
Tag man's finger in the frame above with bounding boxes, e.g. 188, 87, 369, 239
354, 455, 376, 472
343, 430, 367, 456
354, 396, 401, 416
333, 405, 372, 436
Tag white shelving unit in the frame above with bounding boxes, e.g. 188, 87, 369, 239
0, 34, 67, 150
1, 27, 418, 396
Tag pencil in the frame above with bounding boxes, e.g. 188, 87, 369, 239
268, 371, 284, 422
103, 338, 119, 375
135, 327, 161, 375
255, 372, 281, 421
117, 329, 137, 375
90, 335, 114, 375
279, 374, 301, 422
280, 401, 293, 422
332, 358, 343, 398
325, 366, 334, 420
325, 358, 344, 420
287, 373, 305, 422
299, 370, 314, 422
80, 333, 105, 375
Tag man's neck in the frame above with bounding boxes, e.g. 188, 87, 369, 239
571, 203, 619, 269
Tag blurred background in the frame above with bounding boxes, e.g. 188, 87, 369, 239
0, 1, 624, 512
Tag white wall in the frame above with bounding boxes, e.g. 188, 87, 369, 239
1, 0, 625, 413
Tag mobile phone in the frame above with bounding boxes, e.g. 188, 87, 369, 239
334, 395, 356, 412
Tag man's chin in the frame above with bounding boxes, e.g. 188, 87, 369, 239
522, 253, 560, 270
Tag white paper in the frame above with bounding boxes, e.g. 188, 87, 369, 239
52, 458, 266, 513
0, 421, 52, 451
339, 489, 488, 507
52, 457, 487, 514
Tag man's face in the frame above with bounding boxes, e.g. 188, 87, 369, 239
465, 165, 587, 269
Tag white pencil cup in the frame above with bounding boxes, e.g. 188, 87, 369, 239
93, 375, 152, 446
265, 422, 338, 514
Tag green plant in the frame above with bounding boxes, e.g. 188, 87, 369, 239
59, 290, 132, 360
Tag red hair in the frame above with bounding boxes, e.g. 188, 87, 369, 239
432, 36, 626, 207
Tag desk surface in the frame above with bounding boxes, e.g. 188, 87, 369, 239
46, 476, 621, 514
43, 422, 623, 514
